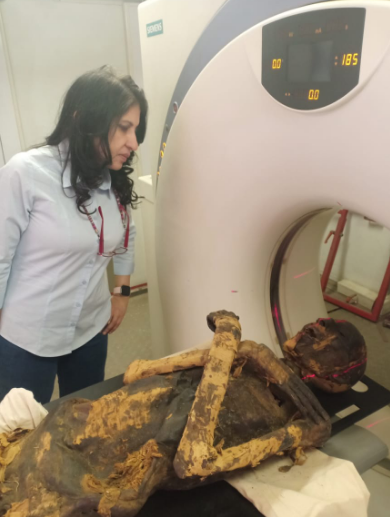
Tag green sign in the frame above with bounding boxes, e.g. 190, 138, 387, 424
146, 19, 163, 38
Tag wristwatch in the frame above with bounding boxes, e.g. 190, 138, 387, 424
113, 285, 131, 297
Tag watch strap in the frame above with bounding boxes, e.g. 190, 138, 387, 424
113, 285, 131, 296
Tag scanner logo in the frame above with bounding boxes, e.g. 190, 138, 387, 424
146, 20, 163, 38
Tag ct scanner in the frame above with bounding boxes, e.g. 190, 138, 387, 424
139, 0, 390, 356
138, 0, 390, 473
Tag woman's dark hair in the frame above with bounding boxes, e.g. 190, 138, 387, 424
46, 66, 148, 212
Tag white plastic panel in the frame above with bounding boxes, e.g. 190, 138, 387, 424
137, 0, 226, 355
138, 0, 226, 188
279, 208, 339, 344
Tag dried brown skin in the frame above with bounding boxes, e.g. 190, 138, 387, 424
0, 311, 330, 517
0, 374, 197, 517
283, 318, 367, 393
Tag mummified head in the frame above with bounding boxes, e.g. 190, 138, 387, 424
283, 318, 367, 393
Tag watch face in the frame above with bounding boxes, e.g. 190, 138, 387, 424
122, 285, 131, 297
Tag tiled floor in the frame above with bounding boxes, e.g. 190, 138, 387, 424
105, 290, 153, 379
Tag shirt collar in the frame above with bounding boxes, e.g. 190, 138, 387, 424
58, 140, 112, 191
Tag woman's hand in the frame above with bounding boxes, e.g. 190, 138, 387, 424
102, 296, 130, 335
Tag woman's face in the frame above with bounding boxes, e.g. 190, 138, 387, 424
107, 104, 141, 170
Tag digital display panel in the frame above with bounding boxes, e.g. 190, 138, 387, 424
288, 41, 333, 82
262, 8, 365, 110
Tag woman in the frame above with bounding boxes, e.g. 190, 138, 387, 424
0, 66, 148, 404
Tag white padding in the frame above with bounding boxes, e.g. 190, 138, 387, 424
0, 388, 47, 434
228, 449, 370, 517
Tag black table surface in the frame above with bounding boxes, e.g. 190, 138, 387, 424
44, 373, 390, 517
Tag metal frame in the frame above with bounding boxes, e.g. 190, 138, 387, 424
321, 210, 390, 322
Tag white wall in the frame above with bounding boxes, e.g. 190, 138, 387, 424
1, 0, 129, 148
320, 212, 390, 293
0, 10, 22, 161
0, 0, 147, 286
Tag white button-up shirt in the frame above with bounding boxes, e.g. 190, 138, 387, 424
0, 141, 136, 356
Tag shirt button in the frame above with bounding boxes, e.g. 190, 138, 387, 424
75, 303, 81, 308
82, 280, 87, 285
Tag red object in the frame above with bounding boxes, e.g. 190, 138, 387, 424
111, 283, 147, 296
131, 283, 148, 292
98, 206, 105, 255
97, 206, 129, 257
321, 210, 390, 322
124, 212, 130, 248
324, 230, 335, 244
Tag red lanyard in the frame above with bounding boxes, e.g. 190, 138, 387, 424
84, 192, 130, 256
57, 145, 129, 256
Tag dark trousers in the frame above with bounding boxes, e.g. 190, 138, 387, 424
0, 333, 108, 404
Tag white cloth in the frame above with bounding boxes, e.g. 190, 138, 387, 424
228, 449, 370, 517
0, 388, 48, 434
0, 141, 136, 356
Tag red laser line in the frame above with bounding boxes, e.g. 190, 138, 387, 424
301, 374, 316, 381
301, 358, 367, 381
273, 305, 282, 332
293, 267, 315, 279
366, 417, 390, 429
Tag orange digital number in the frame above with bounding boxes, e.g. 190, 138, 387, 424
308, 89, 320, 100
342, 53, 358, 66
272, 58, 282, 69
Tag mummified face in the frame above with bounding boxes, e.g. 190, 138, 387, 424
283, 318, 367, 393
